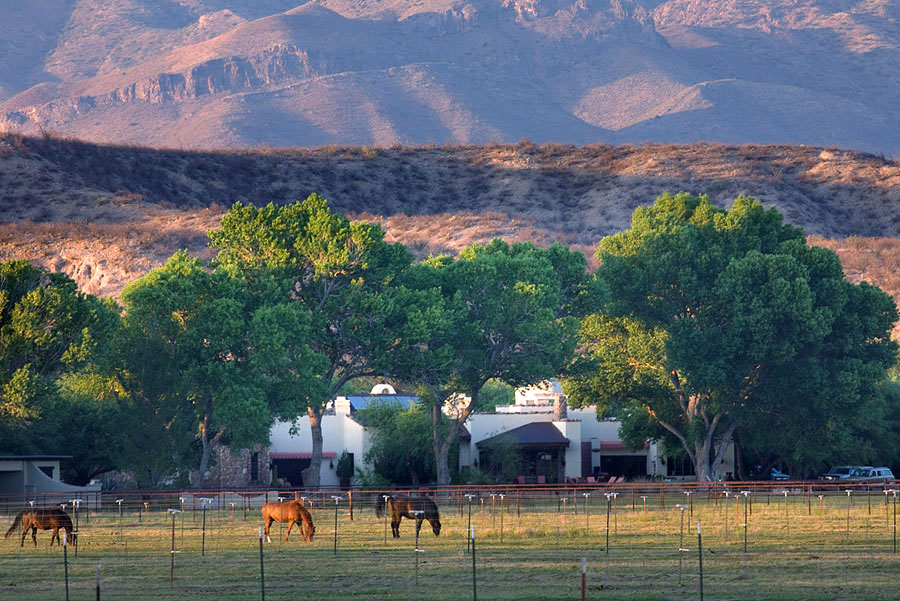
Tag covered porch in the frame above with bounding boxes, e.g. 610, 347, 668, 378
476, 422, 570, 484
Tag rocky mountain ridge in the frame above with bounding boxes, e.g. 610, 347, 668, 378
1, 0, 897, 153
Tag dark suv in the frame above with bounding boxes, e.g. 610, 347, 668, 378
821, 465, 861, 481
749, 466, 790, 481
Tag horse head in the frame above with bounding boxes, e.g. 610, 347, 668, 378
306, 522, 316, 541
431, 518, 441, 536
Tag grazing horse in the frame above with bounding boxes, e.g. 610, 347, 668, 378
260, 500, 315, 542
376, 495, 441, 538
5, 508, 75, 547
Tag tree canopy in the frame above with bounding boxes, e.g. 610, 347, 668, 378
209, 194, 432, 487
397, 240, 604, 484
118, 251, 325, 485
0, 260, 122, 483
567, 193, 898, 480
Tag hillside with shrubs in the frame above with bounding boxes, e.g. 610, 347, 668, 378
1, 133, 899, 334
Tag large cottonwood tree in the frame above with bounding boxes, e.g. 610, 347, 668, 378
400, 240, 602, 485
568, 193, 898, 481
120, 252, 324, 485
0, 260, 121, 476
209, 195, 427, 487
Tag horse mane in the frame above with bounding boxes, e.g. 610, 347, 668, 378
422, 496, 440, 521
56, 509, 74, 532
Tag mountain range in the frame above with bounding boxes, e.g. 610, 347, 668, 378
1, 0, 898, 153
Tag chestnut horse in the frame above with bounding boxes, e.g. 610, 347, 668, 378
375, 495, 441, 538
260, 500, 315, 542
5, 508, 75, 547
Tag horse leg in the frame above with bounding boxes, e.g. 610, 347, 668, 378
51, 527, 59, 546
285, 520, 294, 542
264, 517, 273, 543
391, 517, 400, 538
415, 516, 423, 538
31, 526, 37, 547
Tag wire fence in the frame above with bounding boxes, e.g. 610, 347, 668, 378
1, 482, 897, 600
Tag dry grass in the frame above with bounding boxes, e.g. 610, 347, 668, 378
2, 490, 899, 601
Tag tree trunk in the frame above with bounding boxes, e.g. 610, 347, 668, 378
197, 400, 213, 487
432, 388, 478, 485
301, 404, 324, 489
693, 439, 713, 482
689, 419, 737, 482
734, 431, 747, 481
432, 404, 452, 486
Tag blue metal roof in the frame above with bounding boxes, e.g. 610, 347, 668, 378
346, 394, 418, 412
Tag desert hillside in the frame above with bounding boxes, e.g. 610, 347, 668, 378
2, 134, 900, 340
1, 0, 898, 153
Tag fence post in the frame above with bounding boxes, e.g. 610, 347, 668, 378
331, 495, 343, 556
471, 526, 477, 601
583, 493, 591, 531
411, 509, 425, 586
677, 504, 688, 585
581, 557, 586, 601
698, 522, 704, 601
63, 531, 70, 601
465, 494, 475, 554
72, 499, 81, 558
258, 527, 266, 601
741, 491, 751, 553
383, 495, 390, 544
169, 509, 181, 586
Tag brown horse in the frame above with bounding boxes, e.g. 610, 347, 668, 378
260, 500, 315, 542
5, 508, 75, 547
376, 495, 441, 538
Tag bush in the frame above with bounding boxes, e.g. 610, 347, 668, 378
336, 450, 354, 479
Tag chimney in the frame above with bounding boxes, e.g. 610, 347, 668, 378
553, 398, 568, 420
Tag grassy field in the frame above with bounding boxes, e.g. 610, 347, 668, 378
1, 490, 898, 600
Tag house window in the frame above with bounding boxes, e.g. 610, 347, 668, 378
250, 453, 259, 482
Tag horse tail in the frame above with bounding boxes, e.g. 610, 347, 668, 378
4, 512, 23, 538
375, 495, 389, 518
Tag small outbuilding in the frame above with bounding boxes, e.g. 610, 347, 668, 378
0, 455, 101, 507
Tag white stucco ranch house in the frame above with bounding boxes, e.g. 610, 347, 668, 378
267, 382, 735, 487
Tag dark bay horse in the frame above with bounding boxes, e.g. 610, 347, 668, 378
260, 500, 315, 542
5, 508, 74, 547
376, 495, 441, 538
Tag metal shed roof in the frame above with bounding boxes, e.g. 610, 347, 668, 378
476, 422, 569, 448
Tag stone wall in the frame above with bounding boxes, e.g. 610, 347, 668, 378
192, 444, 270, 488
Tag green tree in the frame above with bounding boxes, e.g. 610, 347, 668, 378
400, 241, 602, 485
477, 379, 515, 412
0, 260, 120, 478
357, 399, 436, 484
119, 252, 324, 485
209, 195, 425, 487
568, 194, 898, 481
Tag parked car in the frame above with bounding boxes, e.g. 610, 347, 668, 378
749, 465, 790, 481
851, 466, 896, 483
821, 465, 862, 481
